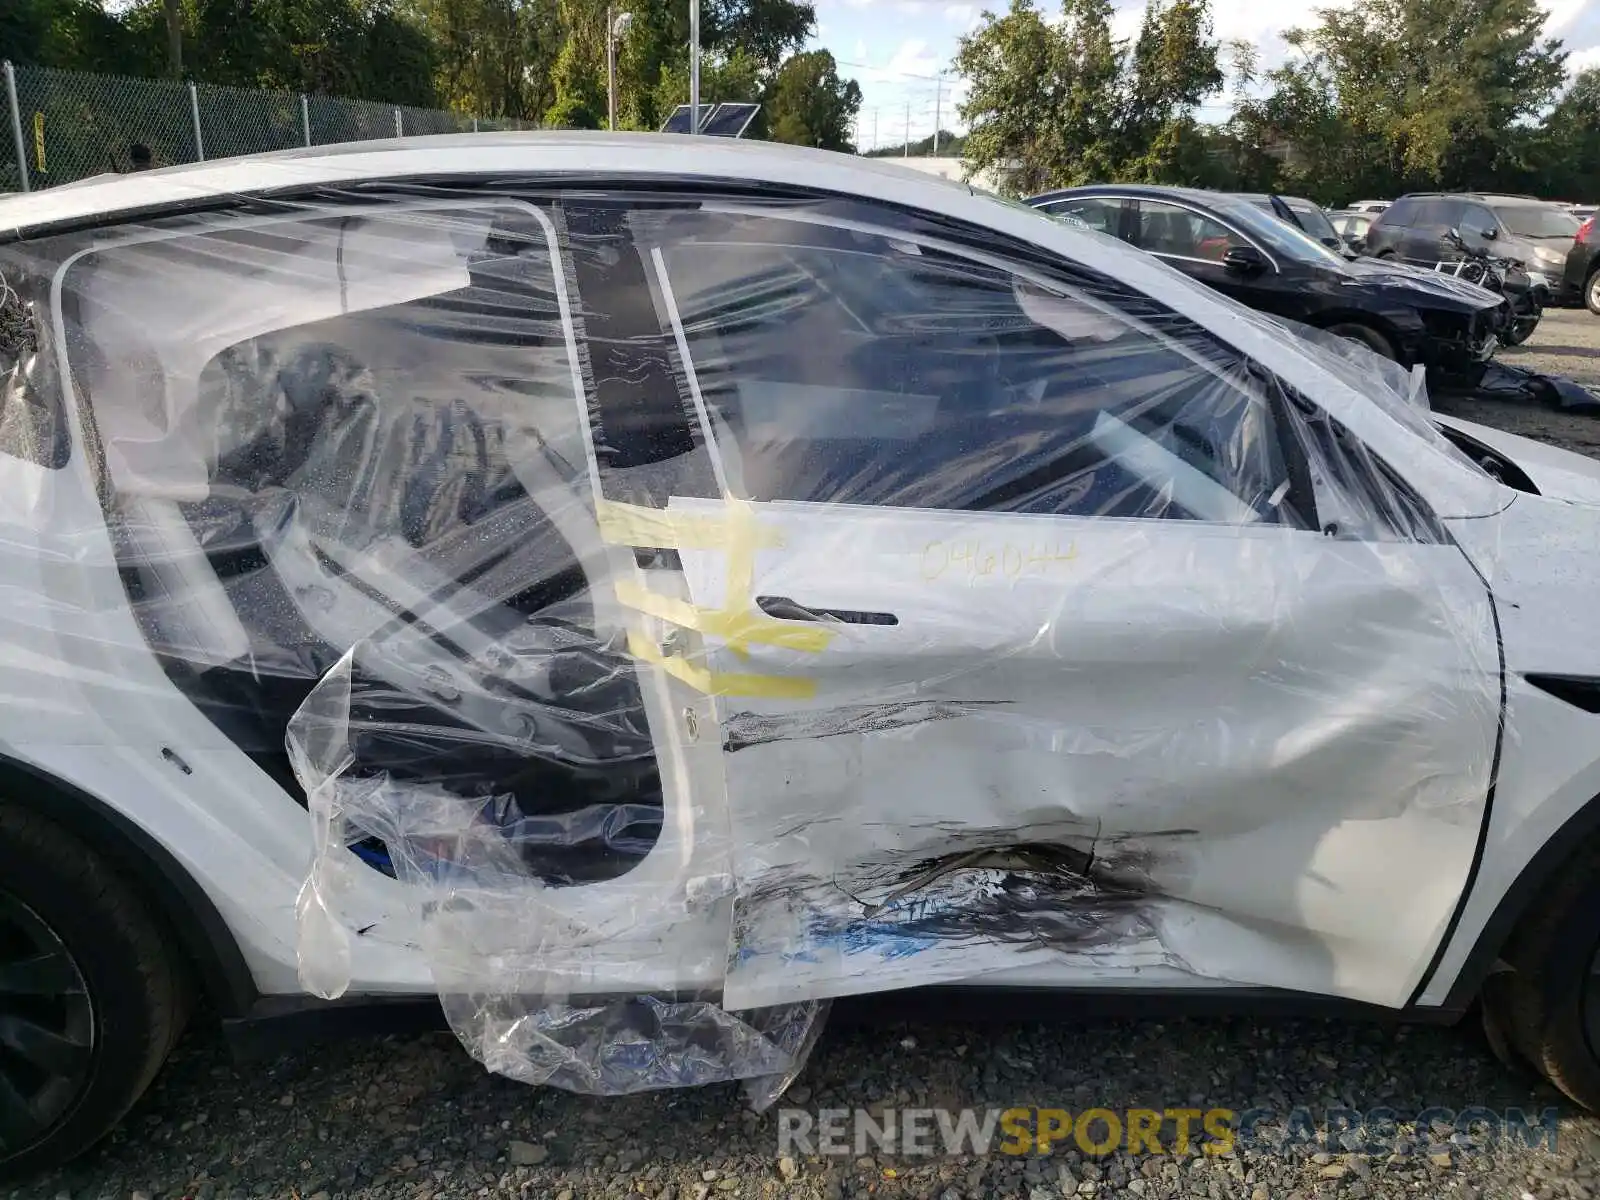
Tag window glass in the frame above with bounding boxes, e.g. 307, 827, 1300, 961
1132, 200, 1247, 263
1288, 201, 1340, 247
63, 202, 663, 884
1412, 198, 1462, 229
0, 271, 69, 469
1054, 197, 1121, 236
1491, 203, 1580, 239
1460, 204, 1497, 235
629, 208, 1299, 526
1378, 197, 1418, 228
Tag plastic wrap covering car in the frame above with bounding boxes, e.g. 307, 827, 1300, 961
2, 182, 1504, 1102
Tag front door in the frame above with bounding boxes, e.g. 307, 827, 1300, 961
572, 193, 1502, 1012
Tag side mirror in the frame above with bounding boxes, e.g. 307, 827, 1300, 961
1321, 236, 1341, 249
1479, 226, 1498, 241
1221, 244, 1268, 275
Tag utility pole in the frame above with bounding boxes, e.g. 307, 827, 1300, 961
607, 5, 616, 131
689, 0, 701, 133
903, 100, 910, 158
872, 108, 878, 153
933, 74, 941, 156
607, 9, 633, 131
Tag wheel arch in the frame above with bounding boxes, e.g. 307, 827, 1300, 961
1304, 309, 1408, 355
1437, 786, 1600, 1012
0, 754, 257, 1019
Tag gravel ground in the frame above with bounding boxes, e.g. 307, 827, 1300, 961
12, 307, 1600, 1200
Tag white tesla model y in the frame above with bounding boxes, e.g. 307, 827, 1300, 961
2, 135, 1600, 1175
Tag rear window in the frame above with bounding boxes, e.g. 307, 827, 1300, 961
1409, 199, 1461, 229
1289, 202, 1339, 245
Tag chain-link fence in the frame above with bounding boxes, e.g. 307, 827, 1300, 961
1, 61, 534, 193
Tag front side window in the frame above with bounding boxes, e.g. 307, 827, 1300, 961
1460, 204, 1498, 238
1054, 197, 1122, 236
1131, 200, 1246, 263
619, 205, 1302, 527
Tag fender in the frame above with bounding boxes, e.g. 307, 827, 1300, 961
0, 754, 257, 1018
1441, 779, 1600, 1011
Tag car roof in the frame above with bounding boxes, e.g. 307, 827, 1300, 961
1396, 191, 1549, 206
1031, 183, 1328, 212
0, 131, 982, 241
1031, 183, 1257, 208
1230, 192, 1322, 209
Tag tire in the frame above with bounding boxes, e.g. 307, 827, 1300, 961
0, 805, 188, 1178
1586, 269, 1600, 317
1324, 322, 1399, 361
1480, 837, 1600, 1110
1503, 312, 1541, 346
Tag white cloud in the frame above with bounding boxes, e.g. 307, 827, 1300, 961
1569, 43, 1600, 73
945, 3, 976, 24
854, 37, 869, 58
848, 37, 944, 83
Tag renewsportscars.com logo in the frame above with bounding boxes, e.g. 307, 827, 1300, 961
776, 1106, 1562, 1159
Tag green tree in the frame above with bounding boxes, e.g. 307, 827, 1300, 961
409, 0, 553, 118
954, 0, 1223, 195
1117, 0, 1222, 181
1238, 0, 1569, 202
954, 0, 1084, 195
762, 48, 859, 149
1534, 68, 1600, 201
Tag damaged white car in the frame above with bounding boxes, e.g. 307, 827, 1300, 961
3, 135, 1600, 1174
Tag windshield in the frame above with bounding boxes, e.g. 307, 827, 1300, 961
1216, 198, 1350, 266
1494, 203, 1581, 239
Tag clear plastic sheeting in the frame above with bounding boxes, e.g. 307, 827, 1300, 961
0, 177, 1506, 1103
289, 643, 825, 1102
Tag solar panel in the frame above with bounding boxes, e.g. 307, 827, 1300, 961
659, 105, 696, 134
658, 102, 761, 137
699, 103, 760, 138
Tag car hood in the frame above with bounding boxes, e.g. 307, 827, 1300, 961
1433, 413, 1600, 506
1330, 256, 1504, 313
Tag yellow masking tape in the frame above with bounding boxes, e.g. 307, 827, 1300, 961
626, 631, 818, 700
614, 580, 832, 653
596, 499, 785, 552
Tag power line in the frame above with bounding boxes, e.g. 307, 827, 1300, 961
833, 59, 955, 83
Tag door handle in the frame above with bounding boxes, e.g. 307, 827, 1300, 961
756, 595, 899, 626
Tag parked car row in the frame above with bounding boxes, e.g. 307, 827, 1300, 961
1325, 192, 1598, 317
1030, 184, 1508, 384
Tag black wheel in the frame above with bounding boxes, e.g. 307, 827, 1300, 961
1481, 838, 1600, 1110
0, 806, 187, 1178
1586, 269, 1600, 317
1324, 322, 1399, 361
1503, 312, 1541, 346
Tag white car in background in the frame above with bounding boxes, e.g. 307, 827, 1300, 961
4, 135, 1600, 1175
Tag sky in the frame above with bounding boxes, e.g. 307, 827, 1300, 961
810, 0, 1600, 153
